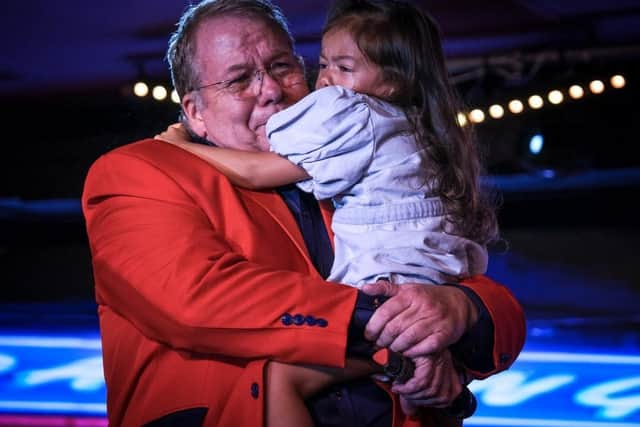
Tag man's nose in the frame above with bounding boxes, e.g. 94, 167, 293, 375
256, 70, 283, 105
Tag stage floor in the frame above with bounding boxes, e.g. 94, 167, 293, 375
0, 294, 638, 427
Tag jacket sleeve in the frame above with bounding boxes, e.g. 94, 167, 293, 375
81, 145, 358, 368
453, 275, 527, 378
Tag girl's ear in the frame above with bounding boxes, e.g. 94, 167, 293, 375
376, 82, 398, 101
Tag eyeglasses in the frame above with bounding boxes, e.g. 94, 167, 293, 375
194, 55, 304, 99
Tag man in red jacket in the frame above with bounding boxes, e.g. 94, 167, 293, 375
82, 0, 526, 426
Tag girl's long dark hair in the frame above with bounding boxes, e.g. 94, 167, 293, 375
325, 0, 498, 244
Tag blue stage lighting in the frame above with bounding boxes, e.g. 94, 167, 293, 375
529, 133, 544, 155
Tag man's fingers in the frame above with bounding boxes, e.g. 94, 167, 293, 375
360, 280, 400, 297
368, 284, 471, 356
391, 356, 434, 395
373, 311, 412, 349
364, 291, 408, 342
400, 396, 418, 416
395, 352, 463, 410
377, 308, 451, 354
393, 329, 446, 358
401, 397, 450, 409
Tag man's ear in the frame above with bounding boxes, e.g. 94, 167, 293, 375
181, 92, 207, 138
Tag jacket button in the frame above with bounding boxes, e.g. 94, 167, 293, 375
251, 382, 259, 399
305, 315, 317, 326
316, 318, 328, 327
281, 313, 292, 325
292, 314, 305, 325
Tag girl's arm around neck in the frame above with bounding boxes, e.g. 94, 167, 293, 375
166, 140, 309, 190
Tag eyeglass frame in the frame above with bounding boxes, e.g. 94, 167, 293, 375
192, 54, 305, 98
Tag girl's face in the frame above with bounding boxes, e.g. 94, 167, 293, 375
316, 28, 395, 99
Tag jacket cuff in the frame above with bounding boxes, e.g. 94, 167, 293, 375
447, 284, 496, 373
346, 292, 387, 358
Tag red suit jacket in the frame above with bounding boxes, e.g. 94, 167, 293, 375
82, 133, 525, 426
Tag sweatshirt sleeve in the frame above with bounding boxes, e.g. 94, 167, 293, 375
267, 86, 375, 200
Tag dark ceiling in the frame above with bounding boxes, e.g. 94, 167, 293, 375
3, 0, 640, 97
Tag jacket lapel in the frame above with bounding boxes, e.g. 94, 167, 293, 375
240, 188, 313, 264
319, 200, 335, 250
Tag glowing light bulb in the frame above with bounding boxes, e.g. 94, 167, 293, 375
589, 80, 605, 94
133, 82, 149, 97
548, 90, 564, 105
488, 104, 504, 119
456, 112, 468, 127
611, 75, 626, 89
152, 85, 168, 101
528, 95, 544, 109
508, 100, 524, 114
171, 89, 181, 104
569, 85, 584, 99
469, 109, 485, 124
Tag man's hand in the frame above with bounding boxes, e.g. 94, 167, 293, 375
361, 281, 479, 358
391, 351, 463, 416
361, 281, 478, 415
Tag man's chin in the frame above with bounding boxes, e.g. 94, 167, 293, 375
254, 130, 271, 152
254, 140, 271, 152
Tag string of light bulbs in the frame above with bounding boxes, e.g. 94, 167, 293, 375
130, 74, 628, 128
457, 74, 627, 126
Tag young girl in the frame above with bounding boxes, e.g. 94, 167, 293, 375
162, 0, 497, 425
